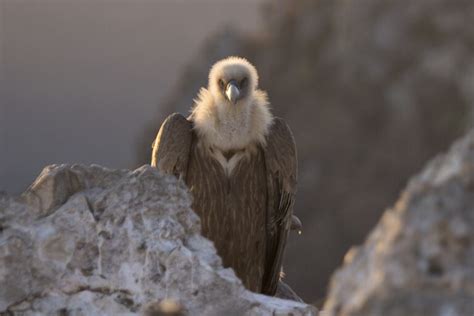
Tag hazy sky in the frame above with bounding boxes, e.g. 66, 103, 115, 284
0, 0, 265, 193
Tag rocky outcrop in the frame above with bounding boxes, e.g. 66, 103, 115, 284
323, 131, 474, 315
0, 164, 316, 315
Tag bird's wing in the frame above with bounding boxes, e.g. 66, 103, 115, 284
262, 117, 298, 295
151, 113, 193, 178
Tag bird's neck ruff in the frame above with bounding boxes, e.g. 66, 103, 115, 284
190, 88, 273, 153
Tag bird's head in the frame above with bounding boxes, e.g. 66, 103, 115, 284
208, 56, 259, 106
192, 56, 271, 151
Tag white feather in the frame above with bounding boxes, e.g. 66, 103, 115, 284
190, 57, 273, 176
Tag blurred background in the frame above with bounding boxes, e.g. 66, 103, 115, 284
2, 0, 474, 304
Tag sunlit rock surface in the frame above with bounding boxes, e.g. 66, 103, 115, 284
323, 131, 474, 315
0, 164, 316, 315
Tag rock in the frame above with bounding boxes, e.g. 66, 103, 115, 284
0, 164, 316, 315
323, 131, 474, 315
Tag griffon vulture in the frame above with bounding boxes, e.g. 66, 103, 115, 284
151, 56, 297, 296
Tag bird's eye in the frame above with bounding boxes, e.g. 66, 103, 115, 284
218, 79, 225, 89
240, 77, 248, 88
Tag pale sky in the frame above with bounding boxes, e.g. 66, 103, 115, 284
0, 0, 266, 193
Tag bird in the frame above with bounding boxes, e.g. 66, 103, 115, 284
151, 56, 297, 296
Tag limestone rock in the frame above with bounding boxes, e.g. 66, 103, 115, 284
323, 131, 474, 315
0, 164, 316, 315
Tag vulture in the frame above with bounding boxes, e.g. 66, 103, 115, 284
151, 56, 298, 297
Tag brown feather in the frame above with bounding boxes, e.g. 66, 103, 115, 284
185, 138, 267, 292
151, 113, 193, 178
261, 117, 298, 295
151, 113, 297, 296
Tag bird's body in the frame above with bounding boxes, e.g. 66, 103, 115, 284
187, 132, 268, 292
151, 57, 297, 296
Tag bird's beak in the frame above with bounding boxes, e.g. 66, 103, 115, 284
225, 80, 240, 105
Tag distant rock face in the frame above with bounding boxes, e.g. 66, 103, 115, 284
0, 164, 316, 315
323, 131, 474, 315
138, 0, 474, 302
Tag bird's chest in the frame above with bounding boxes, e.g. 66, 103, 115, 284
185, 142, 268, 292
186, 143, 268, 215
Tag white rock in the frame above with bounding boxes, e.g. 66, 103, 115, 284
324, 131, 474, 315
0, 164, 316, 316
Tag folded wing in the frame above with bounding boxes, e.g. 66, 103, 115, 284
151, 113, 193, 179
262, 117, 298, 295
